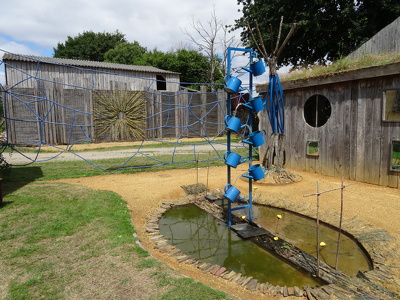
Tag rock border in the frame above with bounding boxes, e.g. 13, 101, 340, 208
145, 196, 400, 299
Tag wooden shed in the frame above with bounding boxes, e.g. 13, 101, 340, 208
257, 62, 400, 188
2, 53, 181, 145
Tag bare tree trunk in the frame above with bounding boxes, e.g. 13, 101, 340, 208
263, 133, 285, 170
247, 18, 300, 184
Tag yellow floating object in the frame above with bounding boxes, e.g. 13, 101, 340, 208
277, 214, 282, 219
241, 215, 246, 219
273, 237, 279, 241
320, 242, 326, 247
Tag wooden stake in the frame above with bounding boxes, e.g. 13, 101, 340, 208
206, 151, 211, 194
316, 181, 320, 277
196, 153, 199, 185
335, 177, 345, 269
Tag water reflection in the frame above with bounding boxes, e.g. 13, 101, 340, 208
159, 204, 321, 287
252, 205, 372, 276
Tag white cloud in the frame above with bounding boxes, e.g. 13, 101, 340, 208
0, 0, 243, 53
0, 37, 44, 86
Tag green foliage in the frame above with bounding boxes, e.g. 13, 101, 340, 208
104, 41, 147, 65
140, 48, 210, 89
53, 30, 221, 87
53, 30, 127, 61
234, 0, 400, 67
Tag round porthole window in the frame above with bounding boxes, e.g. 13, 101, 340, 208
303, 95, 331, 127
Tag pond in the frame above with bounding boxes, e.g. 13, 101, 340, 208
159, 204, 323, 287
251, 205, 372, 276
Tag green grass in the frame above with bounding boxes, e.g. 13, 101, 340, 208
0, 158, 235, 300
2, 147, 251, 182
151, 275, 228, 300
281, 53, 400, 81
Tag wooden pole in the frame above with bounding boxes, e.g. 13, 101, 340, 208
335, 177, 345, 269
316, 181, 320, 277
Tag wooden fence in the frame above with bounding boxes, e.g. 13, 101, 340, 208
4, 85, 228, 145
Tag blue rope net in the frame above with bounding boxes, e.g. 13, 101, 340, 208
0, 51, 254, 172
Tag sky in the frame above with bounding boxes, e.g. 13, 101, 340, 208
0, 0, 275, 86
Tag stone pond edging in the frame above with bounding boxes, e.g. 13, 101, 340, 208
145, 195, 400, 299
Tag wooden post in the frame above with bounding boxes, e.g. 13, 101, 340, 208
303, 180, 355, 277
217, 90, 226, 136
200, 86, 207, 137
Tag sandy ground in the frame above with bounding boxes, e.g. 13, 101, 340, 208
54, 161, 400, 299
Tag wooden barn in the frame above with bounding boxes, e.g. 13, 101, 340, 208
257, 62, 400, 188
2, 53, 185, 145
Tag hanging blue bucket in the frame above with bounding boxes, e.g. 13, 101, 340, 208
224, 76, 242, 94
224, 115, 242, 133
249, 96, 264, 112
224, 151, 246, 168
243, 130, 265, 147
223, 184, 241, 202
250, 60, 266, 76
243, 164, 265, 181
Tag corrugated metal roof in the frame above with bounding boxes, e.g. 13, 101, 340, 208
2, 53, 180, 75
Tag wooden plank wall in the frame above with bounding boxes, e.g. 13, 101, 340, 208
349, 17, 400, 57
145, 89, 226, 139
4, 59, 228, 145
4, 60, 180, 92
259, 76, 400, 188
6, 86, 227, 145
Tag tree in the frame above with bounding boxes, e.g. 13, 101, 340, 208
234, 0, 400, 68
53, 30, 127, 61
182, 7, 240, 89
104, 41, 147, 65
53, 31, 221, 89
141, 48, 211, 89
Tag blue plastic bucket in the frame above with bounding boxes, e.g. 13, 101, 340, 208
249, 96, 264, 112
223, 184, 241, 202
250, 60, 266, 76
224, 77, 242, 94
224, 151, 246, 168
224, 115, 242, 133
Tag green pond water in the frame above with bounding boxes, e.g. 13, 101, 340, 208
159, 204, 323, 287
252, 205, 372, 277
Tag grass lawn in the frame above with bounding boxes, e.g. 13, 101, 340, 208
0, 155, 235, 300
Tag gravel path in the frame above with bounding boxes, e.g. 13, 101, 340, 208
6, 143, 242, 165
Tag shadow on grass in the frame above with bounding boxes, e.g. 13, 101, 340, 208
1, 166, 44, 198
